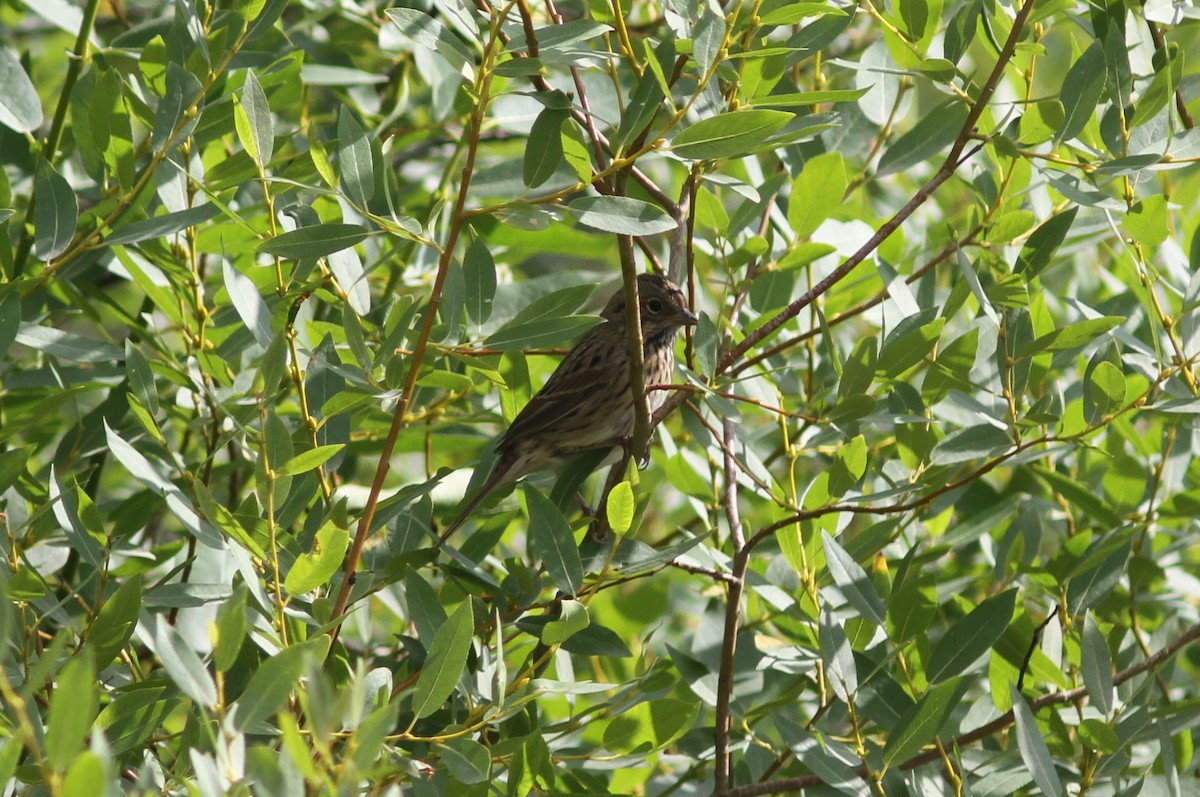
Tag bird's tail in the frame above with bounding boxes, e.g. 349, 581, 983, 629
436, 464, 510, 546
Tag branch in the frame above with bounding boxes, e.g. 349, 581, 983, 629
724, 622, 1200, 797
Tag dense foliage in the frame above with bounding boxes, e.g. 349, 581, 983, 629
2, 0, 1200, 794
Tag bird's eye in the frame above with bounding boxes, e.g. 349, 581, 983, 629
646, 298, 665, 314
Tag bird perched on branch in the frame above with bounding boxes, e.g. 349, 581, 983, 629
439, 272, 698, 543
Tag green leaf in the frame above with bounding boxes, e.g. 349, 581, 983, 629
839, 336, 877, 399
152, 63, 202, 152
234, 637, 329, 730
605, 481, 635, 534
213, 584, 247, 674
603, 698, 699, 755
541, 599, 590, 644
1081, 613, 1113, 716
0, 45, 44, 132
822, 530, 885, 625
876, 102, 969, 176
828, 434, 867, 498
1127, 48, 1180, 129
1016, 316, 1123, 358
788, 152, 846, 237
33, 159, 77, 261
748, 88, 867, 107
888, 581, 937, 644
338, 107, 374, 205
45, 649, 97, 771
385, 8, 473, 74
284, 519, 349, 595
235, 69, 273, 167
819, 606, 857, 701
155, 622, 217, 709
944, 0, 982, 64
615, 70, 665, 149
1011, 685, 1064, 796
460, 235, 494, 326
878, 318, 945, 378
1015, 207, 1078, 276
927, 589, 1016, 682
883, 676, 968, 766
105, 203, 222, 246
258, 223, 368, 259
1084, 358, 1125, 424
671, 110, 793, 160
404, 569, 448, 645
411, 600, 474, 719
279, 445, 345, 476
526, 485, 583, 594
85, 577, 142, 668
692, 4, 725, 76
442, 738, 491, 784
222, 258, 272, 348
61, 752, 105, 797
1058, 42, 1106, 142
525, 106, 567, 188
1123, 194, 1168, 246
930, 424, 1011, 466
568, 196, 675, 235
484, 315, 600, 351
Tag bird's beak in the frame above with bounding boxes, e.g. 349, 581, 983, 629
680, 307, 700, 326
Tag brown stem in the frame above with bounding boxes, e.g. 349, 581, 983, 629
327, 3, 509, 645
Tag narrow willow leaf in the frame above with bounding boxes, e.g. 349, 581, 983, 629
45, 649, 97, 770
462, 235, 496, 324
0, 44, 42, 132
1010, 685, 1064, 796
86, 577, 142, 668
234, 638, 328, 730
926, 589, 1016, 682
541, 599, 590, 645
819, 607, 857, 702
1082, 613, 1114, 715
213, 584, 247, 674
236, 70, 273, 167
671, 110, 793, 160
284, 520, 349, 595
411, 600, 474, 719
152, 63, 202, 152
1015, 207, 1078, 276
279, 445, 345, 476
258, 223, 368, 259
1058, 42, 1106, 142
603, 698, 699, 755
526, 485, 583, 594
33, 159, 77, 261
338, 107, 374, 205
788, 152, 846, 237
385, 8, 472, 74
1015, 316, 1122, 358
822, 530, 886, 624
692, 4, 725, 76
222, 258, 272, 348
155, 622, 217, 709
105, 204, 221, 246
605, 481, 635, 534
883, 676, 967, 766
876, 102, 969, 176
524, 107, 567, 188
568, 196, 675, 235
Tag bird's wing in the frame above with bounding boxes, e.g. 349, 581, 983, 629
498, 329, 626, 450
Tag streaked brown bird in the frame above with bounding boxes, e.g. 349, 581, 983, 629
439, 273, 697, 543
